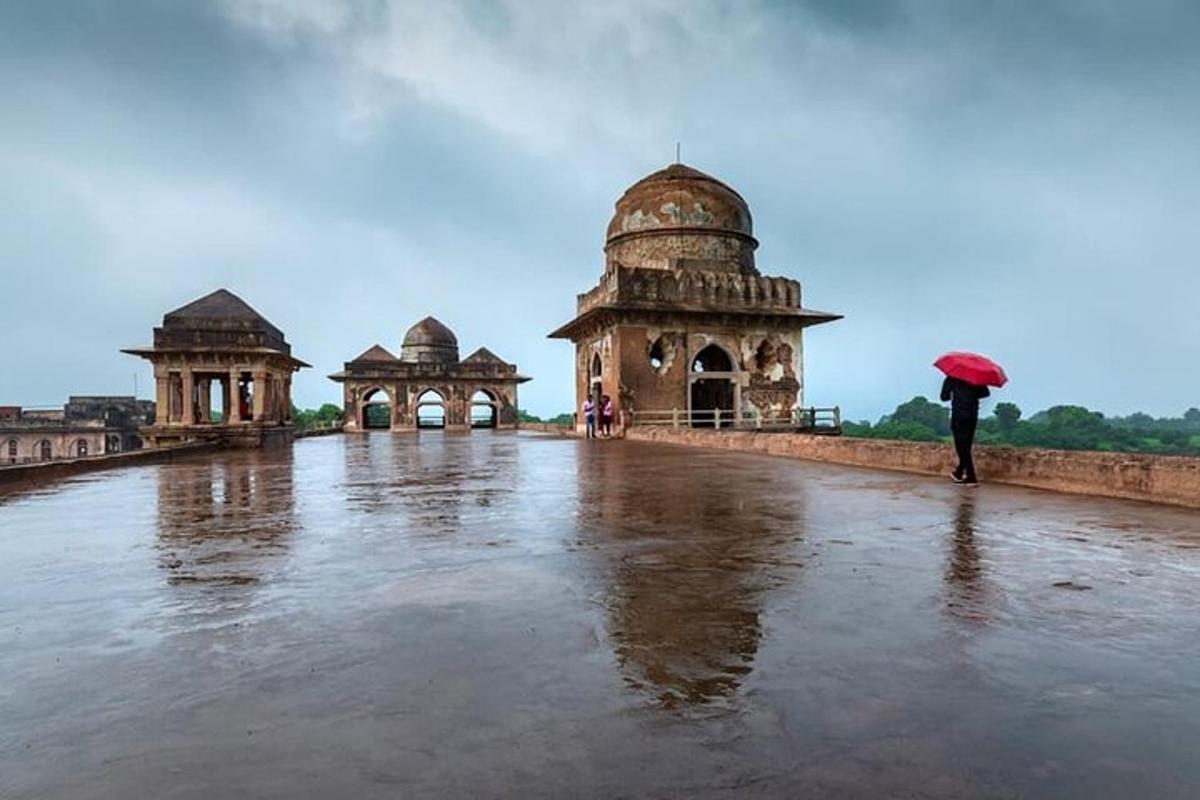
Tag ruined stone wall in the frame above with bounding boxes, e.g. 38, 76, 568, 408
624, 428, 1200, 509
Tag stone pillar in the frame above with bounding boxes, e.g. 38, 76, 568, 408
199, 379, 212, 423
181, 369, 195, 425
221, 376, 232, 425
252, 371, 266, 422
155, 374, 169, 425
169, 373, 183, 423
229, 370, 243, 424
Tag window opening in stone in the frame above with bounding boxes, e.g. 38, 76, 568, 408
470, 390, 498, 429
362, 387, 392, 430
38, 440, 52, 461
416, 389, 446, 429
75, 439, 88, 457
649, 338, 665, 371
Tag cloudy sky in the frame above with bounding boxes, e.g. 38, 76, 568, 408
2, 0, 1197, 420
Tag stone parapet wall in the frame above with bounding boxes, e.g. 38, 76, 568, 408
0, 441, 220, 488
520, 422, 576, 436
624, 428, 1200, 509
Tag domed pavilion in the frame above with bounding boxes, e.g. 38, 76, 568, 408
330, 317, 530, 431
549, 162, 841, 430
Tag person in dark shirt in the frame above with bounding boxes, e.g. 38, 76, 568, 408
941, 376, 990, 485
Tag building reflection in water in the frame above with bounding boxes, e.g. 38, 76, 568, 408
943, 494, 993, 625
155, 447, 297, 588
575, 442, 803, 709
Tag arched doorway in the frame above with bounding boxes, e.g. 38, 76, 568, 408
36, 440, 52, 461
589, 352, 604, 409
361, 387, 392, 430
470, 389, 498, 429
690, 344, 737, 428
416, 389, 446, 429
74, 439, 89, 457
6, 439, 17, 464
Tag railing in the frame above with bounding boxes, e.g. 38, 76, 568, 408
629, 406, 841, 433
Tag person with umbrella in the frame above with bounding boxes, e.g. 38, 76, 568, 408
935, 352, 1008, 486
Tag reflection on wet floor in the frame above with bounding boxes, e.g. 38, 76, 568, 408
2, 432, 1200, 799
156, 450, 297, 588
575, 442, 800, 708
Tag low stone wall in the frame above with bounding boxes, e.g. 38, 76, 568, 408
295, 426, 344, 440
0, 441, 220, 487
624, 428, 1200, 509
520, 423, 578, 436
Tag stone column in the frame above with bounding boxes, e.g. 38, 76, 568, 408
155, 373, 169, 425
181, 369, 195, 426
221, 375, 232, 425
169, 373, 183, 423
199, 378, 212, 423
252, 370, 267, 422
229, 370, 243, 424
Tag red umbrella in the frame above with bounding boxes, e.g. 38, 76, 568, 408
934, 352, 1008, 388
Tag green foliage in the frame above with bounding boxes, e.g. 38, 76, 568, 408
993, 402, 1021, 432
292, 402, 344, 432
517, 409, 541, 422
844, 396, 1200, 456
887, 395, 950, 436
1184, 407, 1200, 423
547, 413, 574, 426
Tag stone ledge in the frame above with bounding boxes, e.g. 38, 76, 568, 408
624, 428, 1200, 509
0, 442, 222, 487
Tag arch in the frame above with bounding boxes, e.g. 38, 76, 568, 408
74, 439, 89, 458
361, 385, 393, 430
415, 388, 446, 429
691, 344, 735, 374
106, 434, 121, 454
35, 439, 52, 461
470, 389, 498, 429
5, 438, 17, 464
690, 344, 737, 428
590, 353, 603, 380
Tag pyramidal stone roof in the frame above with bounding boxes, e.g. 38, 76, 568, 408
164, 289, 274, 326
352, 344, 398, 363
462, 347, 507, 365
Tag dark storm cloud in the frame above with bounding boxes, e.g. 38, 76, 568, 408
1, 0, 1196, 419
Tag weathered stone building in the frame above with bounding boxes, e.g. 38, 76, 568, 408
330, 317, 530, 432
550, 163, 841, 430
0, 397, 154, 465
123, 289, 308, 447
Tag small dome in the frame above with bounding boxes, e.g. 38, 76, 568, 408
605, 163, 757, 273
400, 317, 459, 364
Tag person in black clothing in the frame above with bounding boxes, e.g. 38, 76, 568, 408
941, 376, 990, 485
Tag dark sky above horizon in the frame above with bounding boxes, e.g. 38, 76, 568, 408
2, 1, 1197, 420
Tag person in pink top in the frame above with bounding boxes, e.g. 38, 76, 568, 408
600, 395, 614, 437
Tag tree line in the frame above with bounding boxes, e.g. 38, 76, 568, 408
842, 398, 1200, 456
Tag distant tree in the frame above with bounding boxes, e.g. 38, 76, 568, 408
517, 409, 542, 423
889, 396, 950, 436
872, 420, 942, 442
1185, 407, 1200, 423
993, 402, 1021, 433
548, 413, 574, 426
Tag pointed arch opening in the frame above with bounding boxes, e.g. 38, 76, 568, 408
470, 389, 498, 429
690, 344, 737, 428
361, 386, 392, 430
416, 389, 446, 429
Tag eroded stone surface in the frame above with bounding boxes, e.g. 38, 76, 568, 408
1, 433, 1198, 799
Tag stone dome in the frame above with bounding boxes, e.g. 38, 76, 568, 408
605, 163, 758, 274
400, 317, 459, 364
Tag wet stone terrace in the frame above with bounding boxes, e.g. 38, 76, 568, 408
2, 433, 1199, 799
